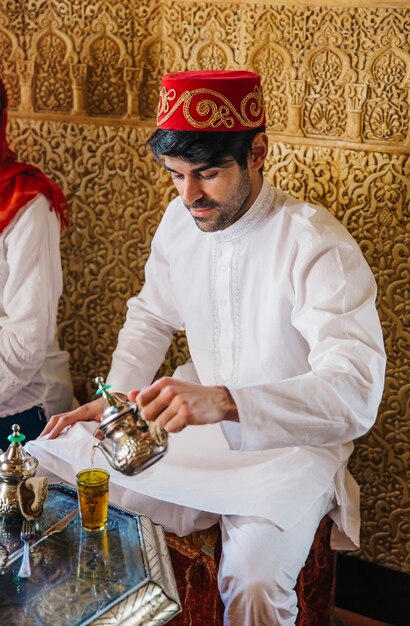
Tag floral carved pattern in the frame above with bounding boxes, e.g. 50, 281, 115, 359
363, 50, 410, 142
0, 29, 20, 108
1, 0, 410, 576
86, 35, 127, 116
303, 48, 347, 136
254, 44, 288, 132
34, 31, 72, 111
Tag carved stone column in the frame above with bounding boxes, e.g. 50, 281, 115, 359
16, 59, 34, 112
124, 66, 142, 118
71, 63, 87, 115
345, 82, 367, 141
287, 79, 305, 135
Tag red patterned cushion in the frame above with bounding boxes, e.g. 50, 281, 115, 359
167, 516, 335, 626
295, 517, 336, 626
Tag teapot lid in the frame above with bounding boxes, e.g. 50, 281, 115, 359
95, 376, 135, 429
0, 424, 38, 478
100, 401, 135, 429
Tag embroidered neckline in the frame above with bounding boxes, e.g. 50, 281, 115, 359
214, 179, 278, 243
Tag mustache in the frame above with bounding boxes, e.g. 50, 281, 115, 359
185, 200, 219, 210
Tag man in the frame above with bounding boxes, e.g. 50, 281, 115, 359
39, 70, 386, 626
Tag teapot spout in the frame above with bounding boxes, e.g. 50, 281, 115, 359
93, 441, 118, 471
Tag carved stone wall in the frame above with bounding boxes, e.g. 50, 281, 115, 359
1, 0, 409, 574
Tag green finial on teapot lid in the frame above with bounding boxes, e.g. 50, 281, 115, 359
7, 424, 25, 444
95, 384, 111, 395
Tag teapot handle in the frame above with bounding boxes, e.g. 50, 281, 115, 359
131, 404, 149, 432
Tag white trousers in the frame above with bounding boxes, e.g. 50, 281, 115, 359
128, 485, 335, 626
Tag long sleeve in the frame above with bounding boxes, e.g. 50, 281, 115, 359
0, 194, 63, 406
227, 235, 386, 451
107, 216, 184, 394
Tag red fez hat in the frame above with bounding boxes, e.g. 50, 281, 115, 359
157, 70, 266, 132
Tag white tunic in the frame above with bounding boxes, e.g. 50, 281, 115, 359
104, 180, 386, 549
0, 194, 73, 418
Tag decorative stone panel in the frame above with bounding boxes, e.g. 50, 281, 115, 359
1, 0, 409, 575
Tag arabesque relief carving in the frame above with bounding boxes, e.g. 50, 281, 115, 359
1, 0, 409, 575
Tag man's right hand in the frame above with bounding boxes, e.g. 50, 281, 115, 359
38, 398, 104, 440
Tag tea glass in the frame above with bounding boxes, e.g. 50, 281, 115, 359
76, 468, 110, 532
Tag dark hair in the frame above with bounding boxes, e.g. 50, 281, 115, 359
146, 128, 266, 170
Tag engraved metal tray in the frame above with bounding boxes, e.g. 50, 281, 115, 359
0, 482, 181, 625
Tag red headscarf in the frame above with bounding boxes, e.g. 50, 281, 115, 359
0, 78, 69, 233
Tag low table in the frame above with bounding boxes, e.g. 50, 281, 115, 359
0, 482, 181, 625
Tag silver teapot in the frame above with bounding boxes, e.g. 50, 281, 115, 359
0, 424, 38, 517
93, 377, 168, 476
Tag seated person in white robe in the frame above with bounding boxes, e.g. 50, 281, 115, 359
38, 70, 386, 626
0, 76, 73, 450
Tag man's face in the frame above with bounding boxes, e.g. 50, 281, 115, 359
163, 155, 260, 232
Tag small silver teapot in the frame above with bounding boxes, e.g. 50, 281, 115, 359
93, 376, 168, 476
0, 424, 38, 517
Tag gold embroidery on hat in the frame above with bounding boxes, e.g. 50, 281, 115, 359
157, 86, 265, 129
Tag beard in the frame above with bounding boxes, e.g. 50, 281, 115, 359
185, 168, 253, 232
